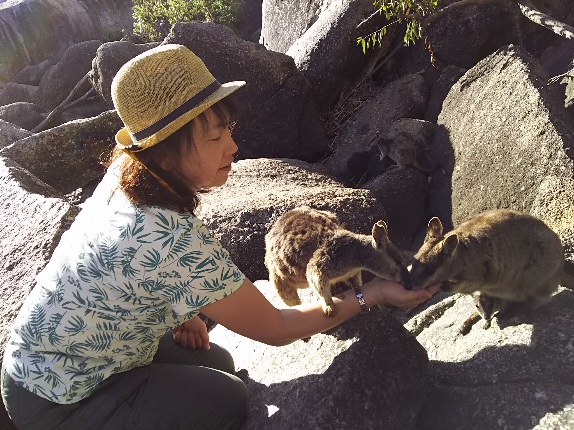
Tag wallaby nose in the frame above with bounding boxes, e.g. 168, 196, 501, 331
401, 266, 412, 289
403, 273, 414, 290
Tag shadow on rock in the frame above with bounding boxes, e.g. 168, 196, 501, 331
239, 333, 427, 430
415, 289, 574, 430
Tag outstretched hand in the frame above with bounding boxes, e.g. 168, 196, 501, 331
374, 278, 441, 308
173, 315, 210, 350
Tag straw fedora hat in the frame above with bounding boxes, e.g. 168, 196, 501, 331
112, 44, 246, 151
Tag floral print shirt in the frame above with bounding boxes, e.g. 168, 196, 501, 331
3, 162, 245, 404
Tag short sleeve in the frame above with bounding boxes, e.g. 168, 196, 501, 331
146, 209, 246, 321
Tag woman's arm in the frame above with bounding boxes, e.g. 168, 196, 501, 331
200, 278, 439, 346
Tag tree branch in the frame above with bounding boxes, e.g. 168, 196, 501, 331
548, 69, 574, 85
358, 0, 574, 42
421, 0, 514, 31
517, 1, 574, 39
357, 7, 384, 30
32, 72, 92, 133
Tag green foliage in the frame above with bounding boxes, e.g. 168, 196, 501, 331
133, 0, 242, 41
357, 0, 440, 53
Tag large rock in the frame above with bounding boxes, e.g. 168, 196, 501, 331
0, 119, 31, 149
260, 0, 322, 53
425, 0, 525, 69
539, 38, 574, 79
407, 287, 574, 430
539, 38, 574, 110
423, 65, 467, 123
0, 0, 132, 83
530, 175, 574, 232
238, 0, 263, 42
438, 45, 574, 229
0, 110, 122, 195
0, 156, 79, 430
565, 72, 574, 109
11, 59, 54, 86
210, 280, 430, 430
89, 40, 160, 107
323, 72, 429, 181
285, 0, 393, 111
198, 158, 404, 281
528, 0, 574, 24
362, 167, 430, 251
0, 102, 45, 131
39, 39, 102, 109
164, 22, 328, 162
0, 81, 40, 105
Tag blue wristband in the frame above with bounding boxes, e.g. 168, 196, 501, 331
353, 285, 370, 313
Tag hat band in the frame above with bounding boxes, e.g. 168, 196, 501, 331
131, 79, 222, 143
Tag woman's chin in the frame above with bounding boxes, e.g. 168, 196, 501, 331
211, 172, 231, 188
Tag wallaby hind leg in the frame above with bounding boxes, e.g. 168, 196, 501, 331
276, 285, 302, 306
474, 293, 500, 321
497, 276, 557, 321
460, 293, 497, 335
269, 271, 302, 306
495, 296, 549, 320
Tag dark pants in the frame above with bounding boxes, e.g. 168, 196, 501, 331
1, 332, 248, 430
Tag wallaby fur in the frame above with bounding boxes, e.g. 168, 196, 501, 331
408, 209, 574, 333
264, 206, 409, 317
376, 138, 435, 173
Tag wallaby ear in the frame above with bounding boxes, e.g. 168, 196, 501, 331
425, 217, 444, 241
442, 233, 459, 255
372, 220, 389, 247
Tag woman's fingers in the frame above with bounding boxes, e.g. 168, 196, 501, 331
172, 326, 210, 350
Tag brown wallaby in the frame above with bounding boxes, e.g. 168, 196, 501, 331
264, 206, 409, 317
408, 209, 574, 334
377, 139, 435, 173
371, 118, 435, 173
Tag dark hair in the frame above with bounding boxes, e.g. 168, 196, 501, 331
106, 99, 237, 215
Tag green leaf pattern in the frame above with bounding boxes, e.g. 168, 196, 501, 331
4, 174, 245, 404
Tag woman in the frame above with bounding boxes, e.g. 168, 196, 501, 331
1, 44, 439, 429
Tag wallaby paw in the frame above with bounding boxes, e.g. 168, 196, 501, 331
323, 303, 337, 318
458, 321, 472, 336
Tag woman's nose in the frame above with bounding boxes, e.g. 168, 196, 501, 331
227, 134, 239, 156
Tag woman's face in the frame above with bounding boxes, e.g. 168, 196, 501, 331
161, 107, 238, 190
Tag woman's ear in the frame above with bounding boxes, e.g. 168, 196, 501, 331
158, 155, 172, 171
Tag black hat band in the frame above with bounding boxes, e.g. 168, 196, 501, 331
131, 79, 222, 143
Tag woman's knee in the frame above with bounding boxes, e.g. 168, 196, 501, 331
208, 344, 236, 374
155, 332, 236, 373
219, 375, 248, 429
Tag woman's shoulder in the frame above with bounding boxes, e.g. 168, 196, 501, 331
140, 205, 213, 244
77, 159, 210, 243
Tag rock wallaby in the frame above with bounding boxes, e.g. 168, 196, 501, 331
264, 206, 409, 317
408, 209, 574, 333
376, 138, 435, 173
